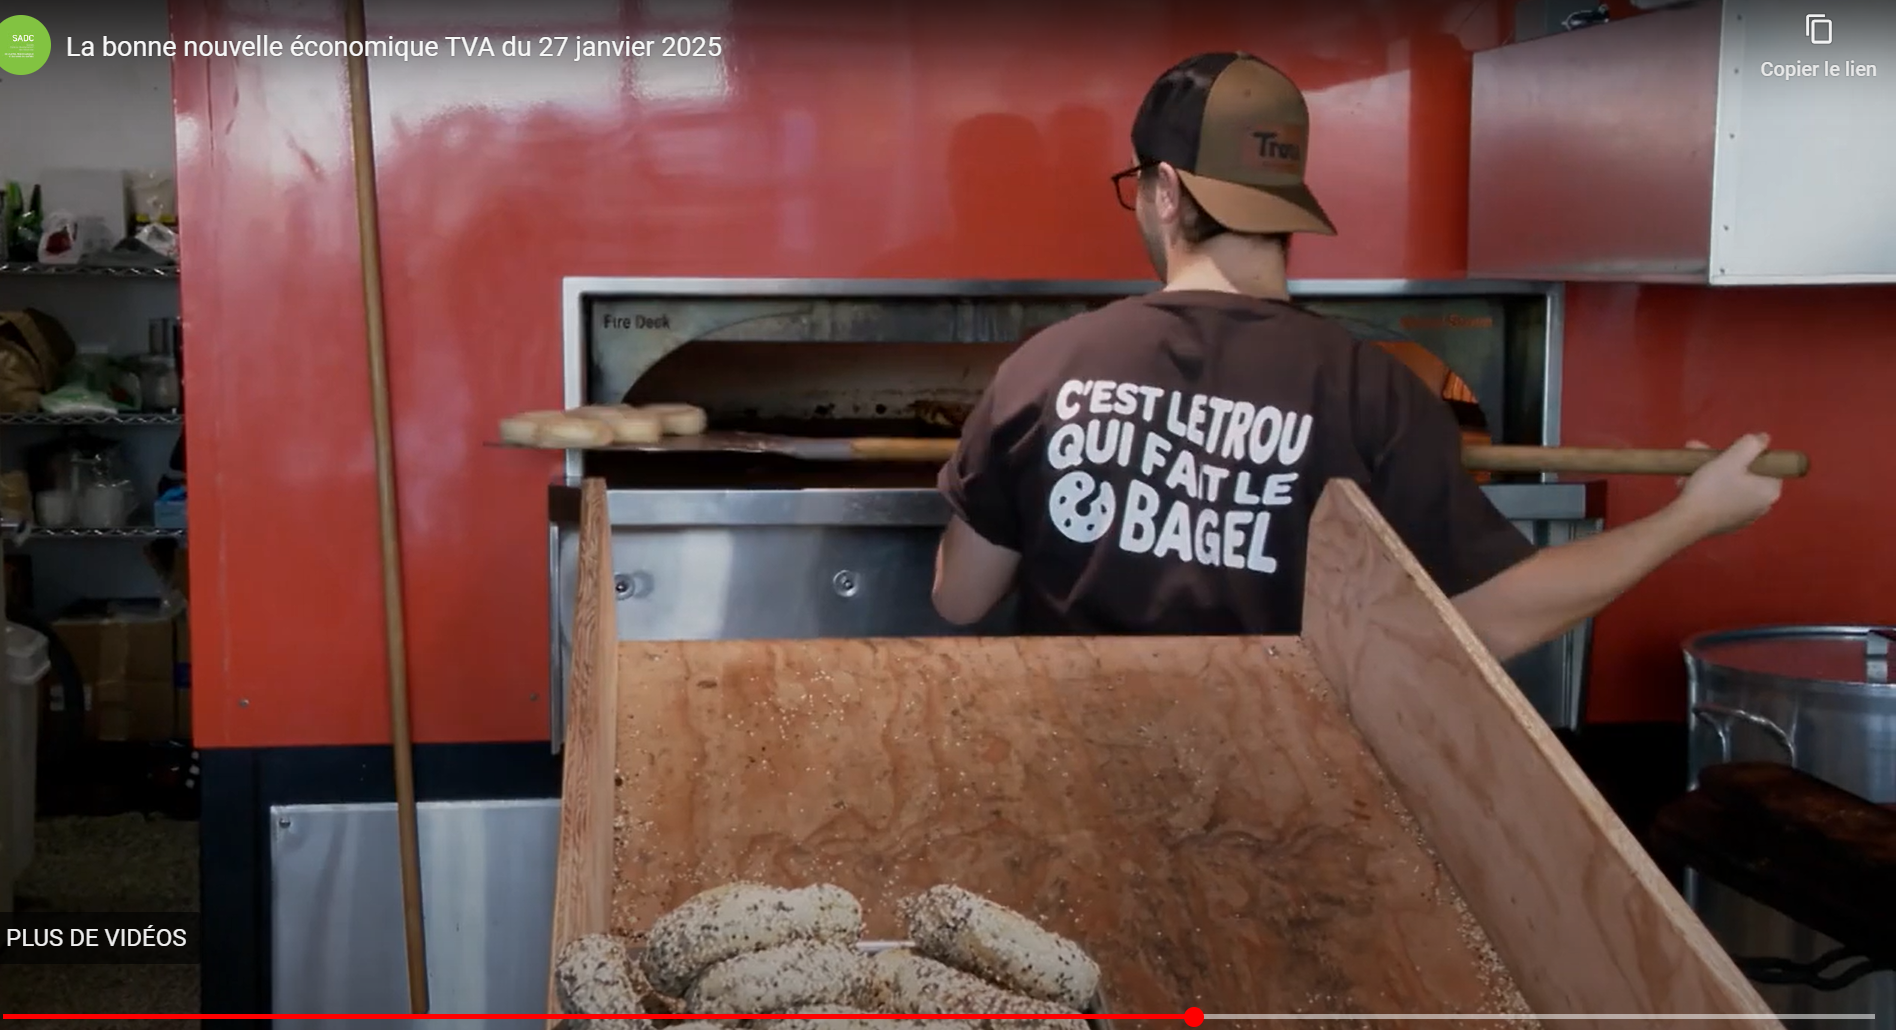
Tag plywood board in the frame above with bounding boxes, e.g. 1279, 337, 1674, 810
605, 635, 1533, 1026
1301, 478, 1777, 1029
547, 478, 619, 1016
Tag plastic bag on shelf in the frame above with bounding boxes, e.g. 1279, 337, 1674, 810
37, 383, 120, 416
57, 350, 141, 410
36, 212, 78, 264
133, 222, 178, 261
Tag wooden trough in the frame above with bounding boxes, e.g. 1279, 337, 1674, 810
549, 478, 1780, 1029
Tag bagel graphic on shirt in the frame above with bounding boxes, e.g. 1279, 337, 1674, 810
1048, 470, 1116, 544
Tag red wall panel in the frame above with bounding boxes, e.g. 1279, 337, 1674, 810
172, 1, 397, 748
1562, 283, 1896, 723
171, 0, 1515, 748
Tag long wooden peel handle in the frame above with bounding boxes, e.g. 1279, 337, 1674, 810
849, 437, 962, 462
840, 436, 1812, 479
1464, 445, 1809, 479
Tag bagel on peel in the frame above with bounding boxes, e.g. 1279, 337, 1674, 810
536, 414, 614, 448
573, 404, 664, 444
640, 402, 709, 436
498, 410, 561, 446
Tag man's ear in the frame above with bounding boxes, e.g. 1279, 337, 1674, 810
1152, 164, 1184, 224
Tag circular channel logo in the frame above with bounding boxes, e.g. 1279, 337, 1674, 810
0, 15, 52, 76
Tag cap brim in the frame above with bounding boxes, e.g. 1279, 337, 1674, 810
1175, 169, 1336, 236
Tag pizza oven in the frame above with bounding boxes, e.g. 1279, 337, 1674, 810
546, 278, 1600, 740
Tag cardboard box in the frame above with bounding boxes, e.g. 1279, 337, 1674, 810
50, 616, 187, 741
91, 678, 183, 742
54, 615, 174, 686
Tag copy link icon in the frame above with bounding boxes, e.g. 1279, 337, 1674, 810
1806, 13, 1833, 44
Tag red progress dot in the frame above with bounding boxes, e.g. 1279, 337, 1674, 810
1183, 1007, 1204, 1027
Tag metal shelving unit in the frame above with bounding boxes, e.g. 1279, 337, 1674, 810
2, 258, 187, 620
0, 411, 181, 426
0, 262, 178, 278
25, 526, 185, 541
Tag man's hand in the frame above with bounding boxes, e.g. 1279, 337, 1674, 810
1666, 433, 1784, 539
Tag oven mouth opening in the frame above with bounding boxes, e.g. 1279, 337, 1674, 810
689, 414, 963, 440
586, 322, 1505, 489
584, 448, 945, 491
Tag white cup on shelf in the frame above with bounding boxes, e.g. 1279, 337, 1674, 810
34, 490, 75, 529
78, 484, 129, 529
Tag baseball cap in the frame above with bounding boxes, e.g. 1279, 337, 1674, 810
1130, 52, 1336, 236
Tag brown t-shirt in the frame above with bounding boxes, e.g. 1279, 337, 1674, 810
937, 291, 1536, 635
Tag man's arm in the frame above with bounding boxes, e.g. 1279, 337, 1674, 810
1452, 504, 1702, 661
931, 374, 1034, 625
1451, 435, 1783, 661
932, 517, 1021, 625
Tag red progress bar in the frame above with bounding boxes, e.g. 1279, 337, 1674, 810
4, 1013, 1205, 1024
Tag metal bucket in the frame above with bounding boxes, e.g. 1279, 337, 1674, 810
1684, 625, 1896, 1029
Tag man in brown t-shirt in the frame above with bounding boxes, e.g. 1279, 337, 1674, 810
932, 52, 1783, 660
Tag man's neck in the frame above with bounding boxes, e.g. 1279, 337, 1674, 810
1160, 237, 1291, 302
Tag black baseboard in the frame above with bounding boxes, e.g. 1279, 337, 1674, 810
199, 741, 561, 1018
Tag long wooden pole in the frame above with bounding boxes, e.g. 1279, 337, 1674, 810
342, 0, 430, 1011
531, 433, 1810, 479
836, 440, 1809, 477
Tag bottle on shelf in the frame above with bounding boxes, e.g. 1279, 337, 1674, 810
141, 317, 181, 414
3, 182, 43, 262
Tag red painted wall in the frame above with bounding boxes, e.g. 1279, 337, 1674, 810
1562, 285, 1896, 722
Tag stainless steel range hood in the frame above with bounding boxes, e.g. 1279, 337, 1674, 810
1468, 0, 1896, 285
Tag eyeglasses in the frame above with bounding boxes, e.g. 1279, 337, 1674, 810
1111, 161, 1156, 211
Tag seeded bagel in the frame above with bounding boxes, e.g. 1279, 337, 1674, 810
553, 933, 650, 1030
774, 1004, 868, 1030
777, 1006, 973, 1030
640, 882, 863, 997
859, 949, 1086, 1030
899, 885, 1099, 1008
681, 940, 868, 1014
